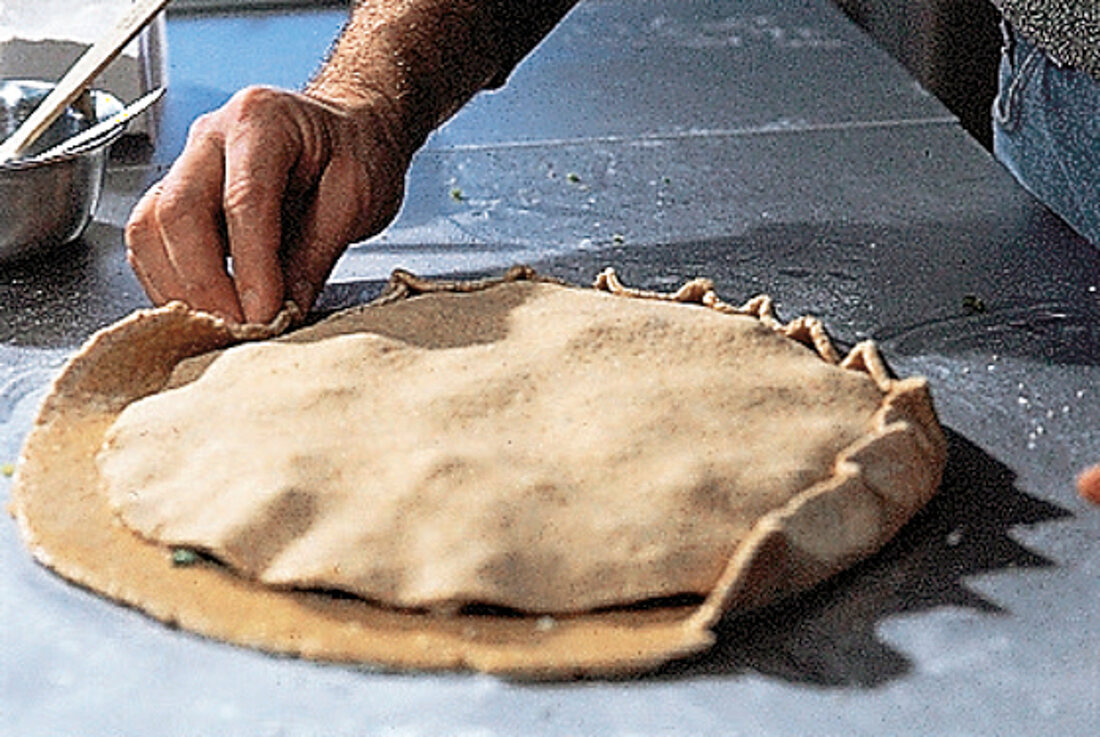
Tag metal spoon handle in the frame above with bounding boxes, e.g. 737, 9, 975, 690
33, 87, 165, 162
0, 0, 171, 163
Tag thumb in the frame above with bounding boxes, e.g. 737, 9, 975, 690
282, 155, 374, 312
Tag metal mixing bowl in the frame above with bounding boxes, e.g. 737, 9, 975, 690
0, 79, 125, 262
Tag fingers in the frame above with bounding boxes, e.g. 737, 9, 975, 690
126, 116, 246, 322
282, 154, 368, 311
127, 89, 299, 324
125, 183, 175, 305
161, 135, 247, 319
126, 86, 407, 324
222, 92, 300, 323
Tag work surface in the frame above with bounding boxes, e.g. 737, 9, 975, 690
2, 1, 1098, 734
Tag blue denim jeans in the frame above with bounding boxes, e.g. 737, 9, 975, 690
993, 23, 1100, 247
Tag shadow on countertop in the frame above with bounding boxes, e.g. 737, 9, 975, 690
649, 428, 1070, 687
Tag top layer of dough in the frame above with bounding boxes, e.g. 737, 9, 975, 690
97, 281, 884, 614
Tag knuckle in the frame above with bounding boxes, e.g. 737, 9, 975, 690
123, 215, 154, 249
188, 87, 283, 146
124, 192, 160, 248
223, 176, 276, 220
152, 185, 192, 224
227, 86, 282, 122
232, 85, 277, 106
185, 111, 219, 143
152, 189, 216, 245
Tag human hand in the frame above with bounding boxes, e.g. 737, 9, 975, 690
125, 86, 410, 324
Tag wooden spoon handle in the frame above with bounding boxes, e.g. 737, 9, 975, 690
0, 0, 171, 163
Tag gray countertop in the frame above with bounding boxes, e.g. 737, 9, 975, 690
2, 1, 1098, 735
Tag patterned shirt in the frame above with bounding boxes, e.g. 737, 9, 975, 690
992, 0, 1100, 80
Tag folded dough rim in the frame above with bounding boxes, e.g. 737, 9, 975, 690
7, 267, 946, 678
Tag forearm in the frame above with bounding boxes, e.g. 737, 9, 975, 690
306, 0, 578, 156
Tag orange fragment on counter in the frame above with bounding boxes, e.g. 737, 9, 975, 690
1077, 464, 1100, 505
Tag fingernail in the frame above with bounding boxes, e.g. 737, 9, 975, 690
240, 288, 280, 324
240, 288, 262, 322
292, 278, 314, 307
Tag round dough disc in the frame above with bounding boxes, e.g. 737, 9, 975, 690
9, 268, 946, 677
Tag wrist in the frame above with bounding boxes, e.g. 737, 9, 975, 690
302, 77, 420, 162
304, 1, 505, 158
